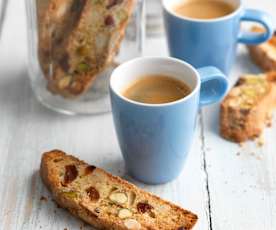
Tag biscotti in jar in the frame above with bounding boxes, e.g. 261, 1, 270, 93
25, 0, 145, 115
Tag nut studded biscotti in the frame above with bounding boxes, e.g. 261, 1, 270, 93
40, 150, 198, 230
36, 0, 81, 78
40, 0, 135, 98
220, 72, 276, 142
247, 27, 276, 71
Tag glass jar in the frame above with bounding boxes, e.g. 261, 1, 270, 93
146, 0, 163, 37
0, 0, 7, 38
25, 0, 145, 115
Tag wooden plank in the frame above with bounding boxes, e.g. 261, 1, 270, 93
202, 1, 276, 228
0, 68, 209, 230
202, 45, 276, 230
0, 0, 209, 229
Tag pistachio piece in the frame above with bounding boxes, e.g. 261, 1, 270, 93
115, 9, 128, 23
109, 192, 128, 204
124, 219, 141, 230
77, 62, 90, 73
62, 191, 78, 199
118, 208, 132, 219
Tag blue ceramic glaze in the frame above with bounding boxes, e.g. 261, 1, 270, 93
110, 57, 228, 184
163, 0, 273, 75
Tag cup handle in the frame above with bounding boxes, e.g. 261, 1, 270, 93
238, 9, 273, 45
197, 67, 228, 107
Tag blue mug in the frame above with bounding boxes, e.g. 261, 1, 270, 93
110, 57, 228, 184
162, 0, 273, 75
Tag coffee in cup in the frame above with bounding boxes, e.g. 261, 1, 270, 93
173, 0, 235, 20
122, 75, 191, 104
110, 57, 228, 184
162, 0, 273, 75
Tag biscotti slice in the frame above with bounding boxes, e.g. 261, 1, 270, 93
247, 27, 276, 71
37, 0, 86, 78
36, 0, 51, 77
220, 72, 276, 142
46, 0, 135, 97
40, 150, 198, 230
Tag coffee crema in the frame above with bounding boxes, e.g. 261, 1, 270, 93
173, 0, 235, 20
122, 75, 191, 104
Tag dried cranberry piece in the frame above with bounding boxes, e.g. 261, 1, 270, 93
64, 164, 78, 184
105, 15, 115, 26
84, 165, 96, 175
86, 186, 100, 201
137, 202, 153, 213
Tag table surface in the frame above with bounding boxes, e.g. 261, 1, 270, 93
0, 0, 276, 229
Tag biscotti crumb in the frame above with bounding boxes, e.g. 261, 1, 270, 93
256, 135, 265, 147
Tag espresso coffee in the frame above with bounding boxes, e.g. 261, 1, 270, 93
174, 0, 235, 20
123, 75, 191, 104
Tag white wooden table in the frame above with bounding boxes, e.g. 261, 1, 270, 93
0, 0, 275, 229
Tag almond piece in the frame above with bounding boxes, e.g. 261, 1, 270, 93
128, 191, 136, 206
124, 219, 141, 230
58, 76, 71, 89
118, 209, 132, 219
109, 192, 128, 204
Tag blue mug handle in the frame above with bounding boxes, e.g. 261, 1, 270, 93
197, 67, 229, 107
238, 9, 273, 44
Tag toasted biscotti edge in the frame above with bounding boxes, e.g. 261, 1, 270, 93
40, 150, 198, 230
220, 72, 276, 142
37, 0, 87, 79
40, 150, 107, 229
46, 0, 136, 98
247, 27, 276, 71
248, 45, 276, 72
220, 100, 270, 142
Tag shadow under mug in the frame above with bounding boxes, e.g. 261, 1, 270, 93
110, 57, 228, 184
162, 0, 274, 75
